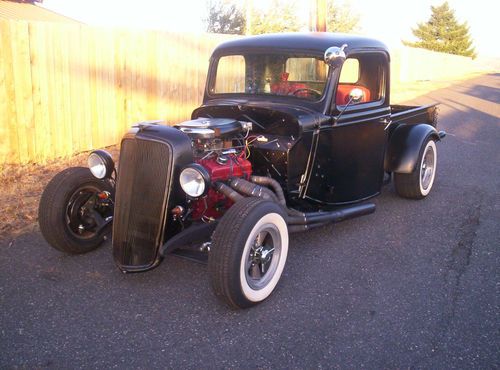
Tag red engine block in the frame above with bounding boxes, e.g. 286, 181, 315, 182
190, 154, 252, 220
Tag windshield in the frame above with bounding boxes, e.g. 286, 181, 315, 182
210, 53, 329, 101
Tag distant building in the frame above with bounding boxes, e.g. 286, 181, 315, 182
0, 1, 81, 23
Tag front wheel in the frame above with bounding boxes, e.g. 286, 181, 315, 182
209, 197, 289, 309
394, 138, 437, 199
38, 167, 114, 254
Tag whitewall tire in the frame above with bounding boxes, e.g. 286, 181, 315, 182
209, 197, 289, 309
394, 138, 438, 199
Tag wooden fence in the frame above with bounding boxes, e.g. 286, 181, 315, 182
1, 20, 495, 166
0, 20, 236, 165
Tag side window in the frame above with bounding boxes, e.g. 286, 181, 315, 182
336, 54, 386, 106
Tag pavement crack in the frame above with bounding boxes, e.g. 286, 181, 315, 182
446, 202, 481, 286
439, 202, 482, 338
412, 199, 482, 368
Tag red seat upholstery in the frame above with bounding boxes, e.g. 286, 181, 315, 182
335, 84, 371, 105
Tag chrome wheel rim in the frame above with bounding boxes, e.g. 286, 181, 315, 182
245, 224, 282, 290
420, 144, 435, 191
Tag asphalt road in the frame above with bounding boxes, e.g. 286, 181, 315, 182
1, 74, 499, 369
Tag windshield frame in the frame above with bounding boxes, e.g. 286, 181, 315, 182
205, 49, 333, 110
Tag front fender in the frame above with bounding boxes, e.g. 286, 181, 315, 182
384, 124, 440, 173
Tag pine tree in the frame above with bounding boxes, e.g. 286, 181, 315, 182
404, 2, 476, 58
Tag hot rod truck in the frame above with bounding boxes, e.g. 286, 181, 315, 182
39, 33, 445, 308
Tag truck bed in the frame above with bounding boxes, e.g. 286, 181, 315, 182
391, 104, 438, 127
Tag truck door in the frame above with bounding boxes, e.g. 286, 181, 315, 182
302, 53, 390, 204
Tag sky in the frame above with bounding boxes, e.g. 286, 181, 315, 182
41, 0, 500, 57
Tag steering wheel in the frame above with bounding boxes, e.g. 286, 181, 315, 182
290, 88, 322, 99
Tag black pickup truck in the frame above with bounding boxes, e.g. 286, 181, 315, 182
39, 33, 445, 309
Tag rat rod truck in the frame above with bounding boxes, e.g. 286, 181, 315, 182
39, 33, 445, 309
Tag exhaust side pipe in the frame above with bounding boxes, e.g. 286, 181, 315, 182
287, 203, 376, 225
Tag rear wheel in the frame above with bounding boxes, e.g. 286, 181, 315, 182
209, 197, 289, 309
38, 167, 114, 254
394, 138, 437, 199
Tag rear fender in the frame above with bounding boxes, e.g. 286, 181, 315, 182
384, 124, 440, 173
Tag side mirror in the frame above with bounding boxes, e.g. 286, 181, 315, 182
334, 87, 365, 124
324, 44, 347, 69
349, 88, 364, 103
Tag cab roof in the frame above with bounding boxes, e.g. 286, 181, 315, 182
213, 32, 390, 57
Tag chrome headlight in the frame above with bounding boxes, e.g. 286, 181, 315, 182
88, 150, 114, 179
179, 164, 210, 198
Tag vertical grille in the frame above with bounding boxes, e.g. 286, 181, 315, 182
112, 138, 172, 270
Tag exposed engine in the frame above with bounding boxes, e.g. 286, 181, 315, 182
175, 117, 254, 221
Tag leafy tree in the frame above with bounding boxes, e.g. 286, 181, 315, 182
206, 0, 245, 35
326, 0, 359, 33
205, 0, 359, 36
403, 2, 476, 58
250, 0, 302, 35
